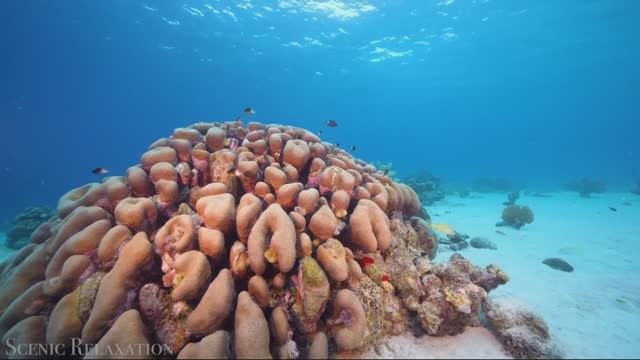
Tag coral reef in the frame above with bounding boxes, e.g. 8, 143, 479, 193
416, 253, 508, 336
502, 191, 519, 206
403, 170, 445, 205
565, 177, 606, 198
0, 120, 509, 358
4, 207, 56, 249
497, 205, 534, 229
484, 297, 563, 359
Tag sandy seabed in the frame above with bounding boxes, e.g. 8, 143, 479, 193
419, 191, 639, 359
362, 327, 511, 359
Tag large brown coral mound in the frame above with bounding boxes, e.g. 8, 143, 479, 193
0, 120, 506, 358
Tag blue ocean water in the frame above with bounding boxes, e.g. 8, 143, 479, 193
1, 0, 638, 220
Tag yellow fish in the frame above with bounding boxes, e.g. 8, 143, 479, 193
431, 223, 456, 236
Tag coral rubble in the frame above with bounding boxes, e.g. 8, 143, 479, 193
484, 297, 563, 359
0, 120, 510, 358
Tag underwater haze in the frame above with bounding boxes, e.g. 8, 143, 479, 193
1, 1, 640, 359
2, 0, 639, 220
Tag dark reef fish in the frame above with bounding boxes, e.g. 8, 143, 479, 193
326, 119, 338, 127
608, 206, 617, 212
350, 145, 356, 151
495, 230, 507, 236
542, 258, 574, 272
243, 107, 255, 115
91, 167, 109, 175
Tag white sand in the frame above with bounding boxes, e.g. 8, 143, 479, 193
428, 191, 640, 359
362, 327, 510, 359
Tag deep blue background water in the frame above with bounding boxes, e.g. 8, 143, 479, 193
1, 0, 639, 221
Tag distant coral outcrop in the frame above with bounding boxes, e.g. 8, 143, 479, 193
403, 170, 445, 205
497, 205, 535, 229
566, 177, 606, 198
4, 207, 56, 249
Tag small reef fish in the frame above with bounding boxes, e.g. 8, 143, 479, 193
326, 120, 338, 127
383, 168, 390, 176
91, 167, 109, 175
359, 256, 375, 269
495, 230, 506, 236
335, 143, 340, 148
317, 130, 323, 135
622, 201, 632, 206
350, 145, 357, 151
608, 206, 617, 212
243, 107, 255, 115
542, 258, 574, 272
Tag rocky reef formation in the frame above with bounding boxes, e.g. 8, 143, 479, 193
484, 297, 563, 359
4, 207, 56, 249
416, 254, 509, 336
0, 120, 509, 358
470, 237, 497, 250
403, 171, 445, 206
565, 177, 606, 198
